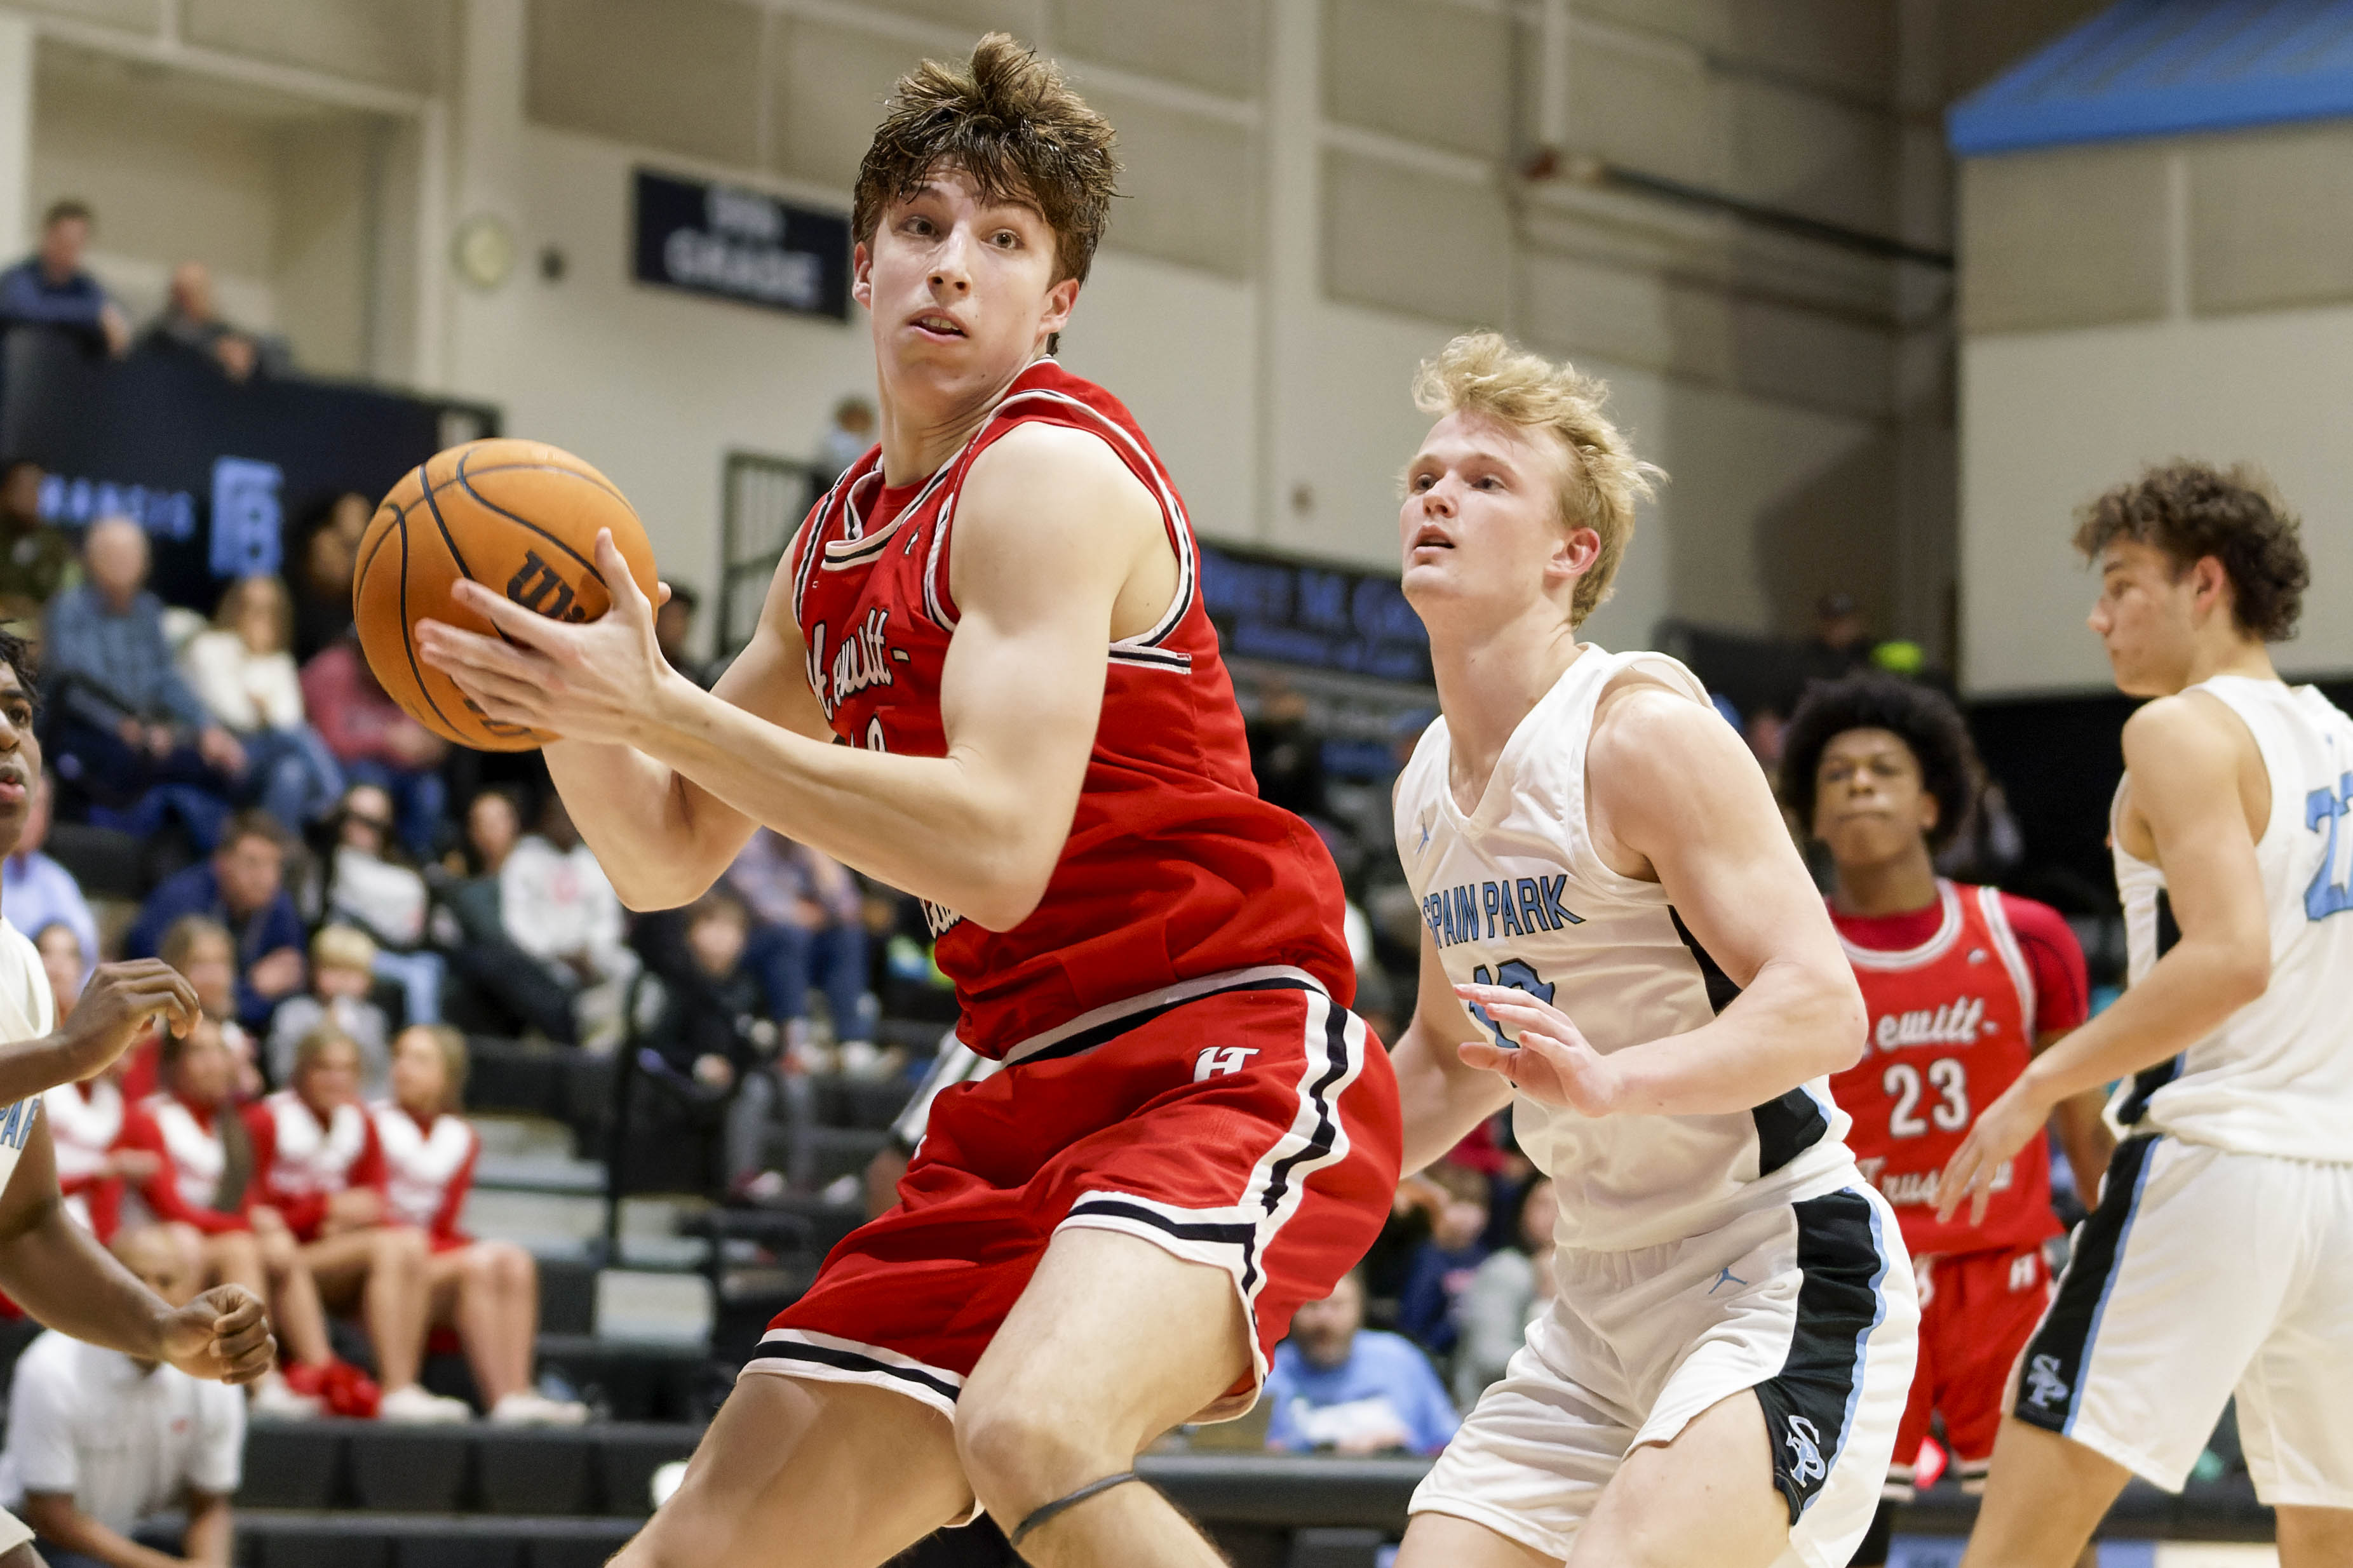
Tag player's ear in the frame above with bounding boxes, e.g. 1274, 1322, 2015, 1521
1039, 274, 1080, 339
2188, 553, 2233, 623
1917, 789, 1940, 836
851, 241, 873, 310
1546, 525, 1601, 593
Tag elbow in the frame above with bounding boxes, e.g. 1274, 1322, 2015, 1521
950, 830, 1058, 933
1814, 970, 1870, 1077
2221, 944, 2272, 1009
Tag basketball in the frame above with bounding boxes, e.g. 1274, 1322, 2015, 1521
352, 438, 659, 751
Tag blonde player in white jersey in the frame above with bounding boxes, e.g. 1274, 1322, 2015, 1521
1937, 462, 2353, 1567
1383, 333, 1917, 1568
0, 638, 278, 1567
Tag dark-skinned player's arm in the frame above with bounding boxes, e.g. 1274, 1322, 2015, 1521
0, 1106, 275, 1383
1938, 695, 2269, 1224
1457, 680, 1866, 1116
417, 421, 1163, 928
1389, 915, 1517, 1176
0, 960, 199, 1108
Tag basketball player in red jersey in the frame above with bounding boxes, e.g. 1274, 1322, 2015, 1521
415, 35, 1399, 1568
1780, 674, 2110, 1567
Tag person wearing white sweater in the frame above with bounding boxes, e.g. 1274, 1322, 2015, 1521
180, 576, 342, 828
499, 794, 638, 1051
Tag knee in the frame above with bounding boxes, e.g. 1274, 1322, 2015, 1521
493, 1242, 534, 1292
255, 1231, 297, 1271
952, 1384, 1112, 1518
382, 1226, 430, 1272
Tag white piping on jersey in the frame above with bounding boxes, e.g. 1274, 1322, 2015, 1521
825, 451, 962, 562
998, 963, 1328, 1066
790, 467, 860, 626
1976, 883, 2040, 1040
1837, 880, 1966, 972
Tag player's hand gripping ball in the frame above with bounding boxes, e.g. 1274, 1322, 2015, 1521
354, 439, 659, 751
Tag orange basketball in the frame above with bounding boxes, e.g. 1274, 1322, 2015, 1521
353, 439, 659, 751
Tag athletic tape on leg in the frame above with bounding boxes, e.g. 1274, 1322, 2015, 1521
1008, 1470, 1143, 1548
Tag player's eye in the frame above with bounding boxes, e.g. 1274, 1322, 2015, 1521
992, 230, 1019, 248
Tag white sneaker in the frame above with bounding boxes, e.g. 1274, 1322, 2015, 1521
490, 1390, 590, 1426
837, 1040, 886, 1079
248, 1370, 325, 1421
379, 1384, 474, 1424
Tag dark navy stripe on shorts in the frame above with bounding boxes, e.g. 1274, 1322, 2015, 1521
2013, 1132, 2160, 1435
1753, 1188, 1893, 1524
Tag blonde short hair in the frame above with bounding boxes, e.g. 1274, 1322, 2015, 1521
293, 1022, 358, 1079
1410, 332, 1661, 622
311, 923, 377, 975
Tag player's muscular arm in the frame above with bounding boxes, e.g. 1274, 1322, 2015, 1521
1391, 923, 1516, 1174
1939, 695, 2269, 1222
1461, 681, 1864, 1116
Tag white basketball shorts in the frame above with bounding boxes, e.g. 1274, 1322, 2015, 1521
1411, 1183, 1918, 1567
2014, 1132, 2353, 1505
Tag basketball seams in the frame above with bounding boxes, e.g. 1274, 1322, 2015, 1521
389, 504, 468, 744
450, 447, 626, 596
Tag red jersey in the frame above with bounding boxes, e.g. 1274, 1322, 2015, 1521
1830, 880, 2087, 1257
245, 1090, 385, 1243
788, 359, 1353, 1055
120, 1093, 250, 1235
373, 1104, 478, 1249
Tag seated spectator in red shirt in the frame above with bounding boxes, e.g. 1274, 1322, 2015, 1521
119, 1017, 340, 1418
248, 1025, 469, 1424
378, 1025, 586, 1424
299, 631, 448, 861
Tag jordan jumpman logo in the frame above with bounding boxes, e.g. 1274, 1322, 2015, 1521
1708, 1266, 1748, 1296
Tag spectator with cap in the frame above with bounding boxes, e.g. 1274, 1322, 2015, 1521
123, 813, 306, 1036
142, 261, 283, 382
0, 199, 128, 358
300, 629, 448, 861
2, 774, 98, 986
43, 518, 247, 813
1265, 1270, 1459, 1457
0, 460, 74, 612
0, 1226, 243, 1568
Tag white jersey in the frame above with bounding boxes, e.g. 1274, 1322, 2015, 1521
0, 918, 54, 1200
1394, 645, 1856, 1251
2110, 674, 2353, 1160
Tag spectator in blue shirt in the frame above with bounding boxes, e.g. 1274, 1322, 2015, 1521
0, 201, 127, 357
1265, 1270, 1458, 1456
43, 516, 248, 814
1396, 1161, 1492, 1357
123, 811, 306, 1033
1, 773, 98, 984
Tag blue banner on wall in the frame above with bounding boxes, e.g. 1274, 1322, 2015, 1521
632, 168, 851, 321
1199, 543, 1432, 687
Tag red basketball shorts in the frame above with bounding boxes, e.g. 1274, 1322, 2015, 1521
745, 966, 1401, 1425
1888, 1240, 2053, 1498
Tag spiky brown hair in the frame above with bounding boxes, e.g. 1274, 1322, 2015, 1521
851, 34, 1120, 287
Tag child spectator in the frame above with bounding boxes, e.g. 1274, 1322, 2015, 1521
180, 575, 344, 828
1396, 1162, 1492, 1358
502, 793, 637, 1051
377, 1025, 587, 1424
1265, 1270, 1458, 1456
313, 781, 442, 1029
124, 813, 305, 1036
4, 777, 97, 984
300, 629, 448, 859
247, 1025, 468, 1424
266, 926, 390, 1097
1451, 1177, 1558, 1411
118, 1017, 347, 1418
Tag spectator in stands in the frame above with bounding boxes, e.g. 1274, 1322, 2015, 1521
1395, 1162, 1492, 1359
816, 394, 875, 486
301, 629, 448, 859
433, 786, 579, 1044
142, 260, 282, 382
726, 829, 878, 1075
0, 459, 74, 611
0, 1226, 243, 1568
502, 792, 637, 1051
146, 916, 260, 1102
310, 781, 441, 1029
119, 1016, 346, 1419
125, 813, 306, 1037
1265, 1270, 1458, 1456
181, 575, 343, 828
638, 890, 800, 1195
4, 774, 98, 984
43, 517, 248, 812
265, 925, 389, 1097
1450, 1177, 1556, 1410
1247, 678, 1329, 823
0, 199, 128, 357
33, 924, 154, 1242
656, 582, 713, 689
247, 1024, 471, 1424
379, 1024, 588, 1424
290, 495, 367, 664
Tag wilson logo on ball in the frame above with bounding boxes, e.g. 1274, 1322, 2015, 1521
507, 550, 589, 624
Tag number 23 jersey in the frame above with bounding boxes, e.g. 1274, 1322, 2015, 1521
1394, 646, 1857, 1251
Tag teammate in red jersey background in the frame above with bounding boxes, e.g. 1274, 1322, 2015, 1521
1782, 674, 2112, 1568
419, 34, 1399, 1568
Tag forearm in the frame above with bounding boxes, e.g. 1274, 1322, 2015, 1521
2018, 939, 2263, 1108
2051, 1089, 2117, 1195
543, 739, 740, 910
1392, 1017, 1514, 1175
625, 676, 1064, 928
24, 1499, 183, 1568
0, 1200, 170, 1357
0, 1029, 106, 1105
184, 1494, 233, 1566
1607, 960, 1863, 1118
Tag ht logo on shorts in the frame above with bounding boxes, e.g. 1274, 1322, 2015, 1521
1194, 1047, 1259, 1081
1783, 1416, 1826, 1488
2024, 1354, 2070, 1409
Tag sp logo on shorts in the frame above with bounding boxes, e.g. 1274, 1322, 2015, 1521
1194, 1047, 1260, 1081
1783, 1416, 1827, 1489
2024, 1354, 2070, 1409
